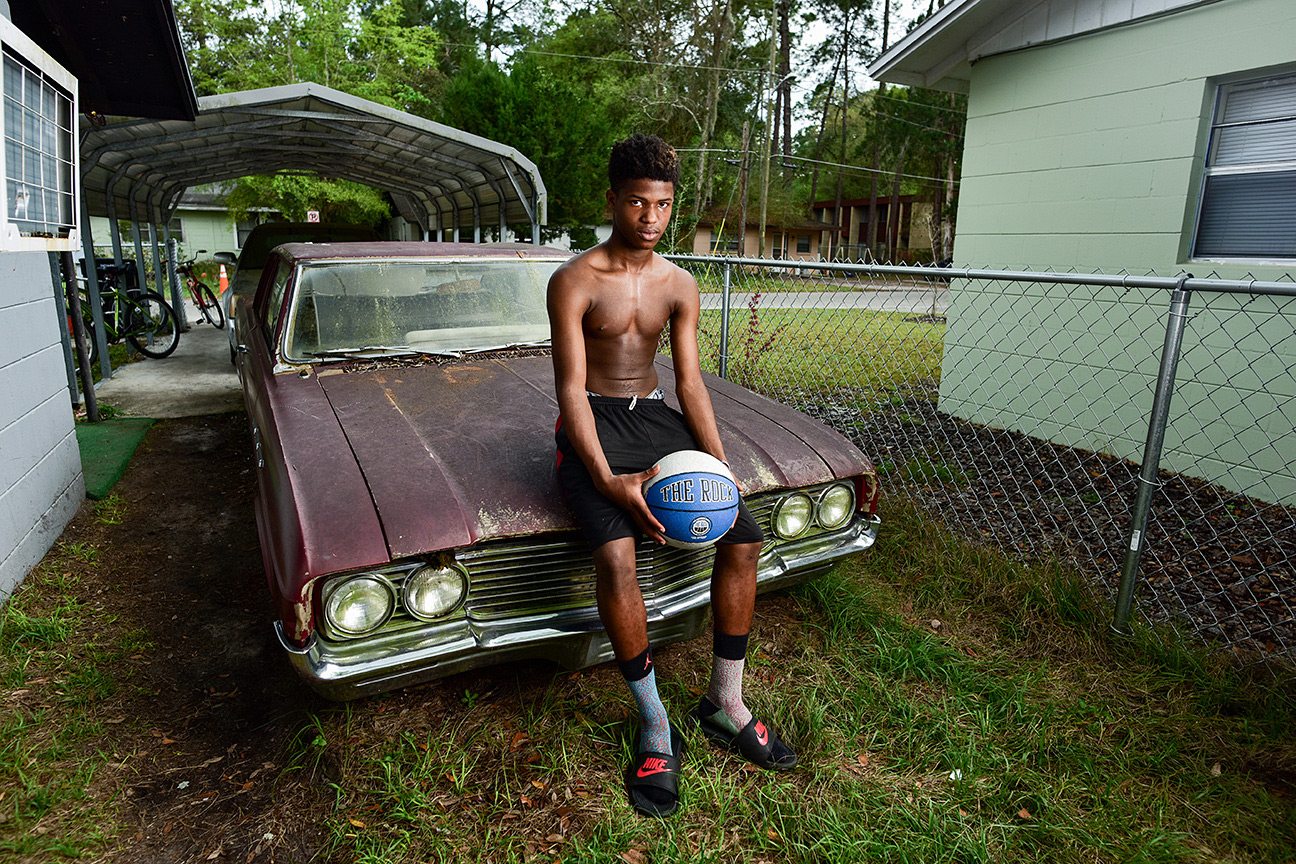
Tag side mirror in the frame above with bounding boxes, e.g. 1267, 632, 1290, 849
214, 251, 237, 266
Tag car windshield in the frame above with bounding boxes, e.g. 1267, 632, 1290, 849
283, 258, 563, 360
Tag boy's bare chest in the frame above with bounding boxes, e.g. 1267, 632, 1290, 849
583, 289, 672, 340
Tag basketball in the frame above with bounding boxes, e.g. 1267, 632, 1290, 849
642, 450, 740, 549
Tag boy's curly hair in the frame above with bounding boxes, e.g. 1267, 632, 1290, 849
608, 134, 680, 192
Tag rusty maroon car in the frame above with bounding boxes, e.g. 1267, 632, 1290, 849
234, 242, 879, 700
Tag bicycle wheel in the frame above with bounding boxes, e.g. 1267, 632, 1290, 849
198, 283, 225, 328
126, 292, 181, 358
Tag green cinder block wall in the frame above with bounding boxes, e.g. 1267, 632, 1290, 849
942, 0, 1296, 505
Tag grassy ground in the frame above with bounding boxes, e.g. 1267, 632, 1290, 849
694, 308, 945, 398
289, 499, 1294, 863
687, 266, 946, 295
3, 494, 1292, 862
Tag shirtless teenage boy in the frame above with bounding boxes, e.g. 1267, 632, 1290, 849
547, 134, 795, 819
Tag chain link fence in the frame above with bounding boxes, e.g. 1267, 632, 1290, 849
668, 255, 1296, 672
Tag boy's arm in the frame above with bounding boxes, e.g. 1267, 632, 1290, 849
547, 267, 665, 542
668, 270, 729, 469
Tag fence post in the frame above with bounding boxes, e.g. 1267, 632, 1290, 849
1112, 277, 1192, 635
719, 260, 732, 379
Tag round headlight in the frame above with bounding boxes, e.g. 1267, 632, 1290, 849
772, 493, 813, 539
403, 565, 468, 620
324, 575, 395, 637
816, 483, 855, 529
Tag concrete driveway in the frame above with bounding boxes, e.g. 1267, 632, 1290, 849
92, 316, 243, 418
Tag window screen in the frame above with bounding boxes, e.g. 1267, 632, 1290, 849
3, 47, 74, 239
1193, 72, 1296, 259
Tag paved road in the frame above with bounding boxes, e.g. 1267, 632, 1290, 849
700, 287, 948, 314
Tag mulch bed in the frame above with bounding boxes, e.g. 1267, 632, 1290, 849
788, 386, 1296, 670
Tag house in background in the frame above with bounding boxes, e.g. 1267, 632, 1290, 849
811, 195, 935, 263
871, 0, 1296, 504
691, 206, 836, 260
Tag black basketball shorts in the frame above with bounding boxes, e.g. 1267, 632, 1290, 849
555, 394, 764, 551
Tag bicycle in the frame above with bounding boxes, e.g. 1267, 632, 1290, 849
175, 251, 226, 328
79, 260, 181, 362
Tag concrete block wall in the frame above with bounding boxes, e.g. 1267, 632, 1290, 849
942, 0, 1296, 504
0, 251, 84, 601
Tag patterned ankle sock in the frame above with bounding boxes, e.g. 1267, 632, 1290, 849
620, 647, 672, 754
703, 630, 753, 735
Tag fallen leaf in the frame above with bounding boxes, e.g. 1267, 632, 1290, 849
348, 819, 365, 828
206, 847, 221, 860
856, 753, 870, 767
162, 737, 176, 745
1211, 763, 1222, 777
531, 779, 546, 790
1016, 808, 1033, 820
525, 752, 541, 764
958, 809, 968, 817
766, 829, 781, 841
105, 716, 126, 724
621, 850, 647, 864
545, 834, 565, 843
510, 731, 530, 751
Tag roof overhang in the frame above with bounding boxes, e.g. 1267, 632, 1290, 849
869, 0, 1225, 92
9, 0, 197, 120
80, 82, 547, 232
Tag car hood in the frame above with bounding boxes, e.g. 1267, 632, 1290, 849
314, 354, 873, 559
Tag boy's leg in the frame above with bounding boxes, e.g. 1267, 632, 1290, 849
698, 541, 797, 769
705, 541, 759, 734
594, 537, 671, 754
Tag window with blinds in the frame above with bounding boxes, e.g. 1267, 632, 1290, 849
1193, 72, 1296, 260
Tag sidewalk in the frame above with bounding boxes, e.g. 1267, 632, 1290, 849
92, 315, 244, 418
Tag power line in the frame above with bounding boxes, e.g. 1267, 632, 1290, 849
675, 149, 959, 186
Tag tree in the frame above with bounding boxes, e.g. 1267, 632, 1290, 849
437, 55, 620, 232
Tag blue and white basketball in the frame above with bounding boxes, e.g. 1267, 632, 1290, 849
642, 450, 740, 550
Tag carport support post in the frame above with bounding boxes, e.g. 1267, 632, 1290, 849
50, 252, 79, 401
80, 196, 112, 379
130, 220, 147, 292
718, 261, 732, 379
61, 251, 100, 422
1112, 280, 1192, 636
107, 199, 125, 267
163, 224, 183, 326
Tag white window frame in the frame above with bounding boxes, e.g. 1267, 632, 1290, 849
0, 16, 78, 253
1190, 70, 1296, 265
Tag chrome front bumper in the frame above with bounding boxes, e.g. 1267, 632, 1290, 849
276, 512, 880, 700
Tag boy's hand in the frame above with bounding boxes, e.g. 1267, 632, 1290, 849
597, 465, 666, 544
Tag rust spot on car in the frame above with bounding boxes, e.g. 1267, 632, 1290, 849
442, 365, 493, 386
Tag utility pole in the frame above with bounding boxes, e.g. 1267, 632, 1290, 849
758, 4, 777, 258
737, 120, 750, 256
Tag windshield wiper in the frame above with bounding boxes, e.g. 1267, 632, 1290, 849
461, 339, 553, 355
307, 345, 463, 360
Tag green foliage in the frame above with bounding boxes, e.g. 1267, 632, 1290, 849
225, 175, 390, 227
438, 56, 620, 228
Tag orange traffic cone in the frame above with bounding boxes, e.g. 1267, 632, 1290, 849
219, 264, 229, 294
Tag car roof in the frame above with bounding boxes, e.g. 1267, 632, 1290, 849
273, 241, 573, 263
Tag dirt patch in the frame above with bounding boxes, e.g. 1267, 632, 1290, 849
22, 413, 333, 862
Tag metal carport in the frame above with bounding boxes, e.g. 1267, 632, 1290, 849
76, 81, 547, 378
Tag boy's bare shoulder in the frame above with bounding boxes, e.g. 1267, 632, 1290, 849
549, 247, 604, 295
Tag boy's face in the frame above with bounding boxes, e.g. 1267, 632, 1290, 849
607, 178, 675, 250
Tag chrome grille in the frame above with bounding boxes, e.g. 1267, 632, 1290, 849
459, 484, 847, 622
